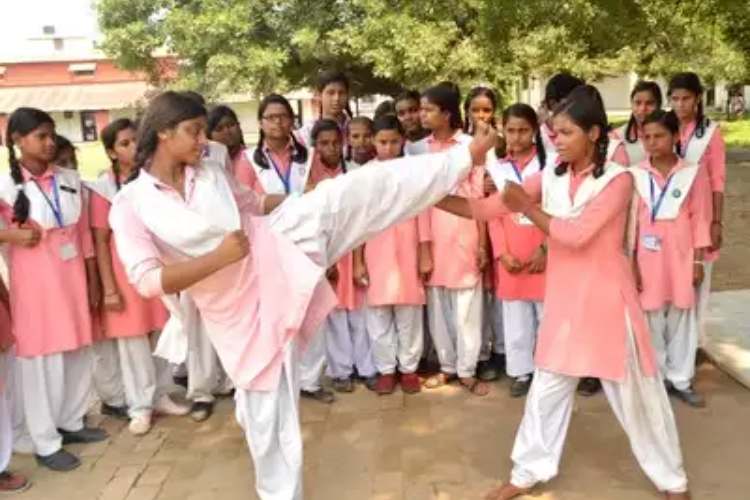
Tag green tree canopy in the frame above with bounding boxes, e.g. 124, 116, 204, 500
97, 0, 750, 98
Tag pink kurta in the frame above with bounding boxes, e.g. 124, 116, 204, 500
423, 132, 483, 289
680, 120, 725, 262
0, 167, 94, 357
488, 151, 546, 301
610, 126, 645, 166
470, 168, 657, 381
365, 159, 429, 306
635, 160, 712, 311
90, 189, 169, 338
110, 167, 336, 392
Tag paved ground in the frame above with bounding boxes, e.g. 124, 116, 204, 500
7, 359, 750, 500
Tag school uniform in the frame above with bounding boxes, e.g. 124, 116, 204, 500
485, 149, 546, 378
611, 124, 647, 166
0, 166, 95, 458
678, 120, 726, 348
295, 117, 350, 150
110, 141, 474, 499
86, 173, 172, 418
407, 132, 484, 379
470, 162, 688, 494
363, 160, 428, 375
632, 159, 712, 391
306, 159, 376, 382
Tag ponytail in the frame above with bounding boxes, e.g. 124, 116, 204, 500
7, 141, 30, 223
534, 128, 547, 169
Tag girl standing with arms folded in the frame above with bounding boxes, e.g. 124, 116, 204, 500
485, 104, 548, 397
108, 91, 494, 499
88, 118, 190, 435
436, 86, 690, 500
668, 72, 726, 357
0, 108, 108, 472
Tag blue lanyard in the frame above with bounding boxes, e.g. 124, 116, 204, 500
509, 160, 523, 182
32, 175, 64, 227
264, 151, 292, 194
649, 173, 673, 223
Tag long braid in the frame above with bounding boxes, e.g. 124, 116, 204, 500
535, 128, 547, 169
112, 158, 122, 191
695, 100, 708, 138
624, 114, 638, 143
253, 130, 270, 169
593, 133, 608, 178
290, 132, 308, 163
7, 141, 30, 223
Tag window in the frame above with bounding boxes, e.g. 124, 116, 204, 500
69, 63, 96, 77
43, 25, 55, 35
53, 38, 64, 51
80, 111, 98, 142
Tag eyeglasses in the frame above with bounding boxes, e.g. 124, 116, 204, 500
262, 113, 292, 123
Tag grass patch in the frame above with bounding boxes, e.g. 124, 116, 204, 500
720, 119, 750, 148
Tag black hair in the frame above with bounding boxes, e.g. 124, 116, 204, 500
374, 100, 396, 119
130, 91, 207, 182
502, 103, 547, 168
345, 116, 374, 162
253, 94, 307, 170
315, 69, 353, 119
372, 114, 406, 158
625, 81, 663, 144
394, 90, 421, 107
544, 73, 585, 109
54, 134, 74, 154
668, 72, 709, 154
463, 86, 499, 133
101, 118, 136, 191
311, 118, 346, 172
642, 109, 679, 136
422, 83, 463, 130
552, 85, 610, 178
373, 114, 405, 136
207, 105, 244, 144
182, 90, 207, 106
5, 107, 55, 223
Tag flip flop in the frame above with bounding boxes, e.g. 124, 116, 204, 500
459, 377, 490, 396
423, 372, 456, 389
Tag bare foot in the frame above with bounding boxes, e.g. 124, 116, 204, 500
664, 492, 691, 500
484, 483, 531, 500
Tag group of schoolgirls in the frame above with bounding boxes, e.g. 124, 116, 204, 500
0, 101, 239, 487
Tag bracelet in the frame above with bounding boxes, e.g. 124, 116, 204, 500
693, 261, 704, 265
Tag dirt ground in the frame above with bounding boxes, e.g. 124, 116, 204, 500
713, 150, 750, 290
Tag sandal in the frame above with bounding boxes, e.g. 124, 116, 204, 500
484, 483, 531, 500
423, 372, 456, 389
459, 377, 490, 396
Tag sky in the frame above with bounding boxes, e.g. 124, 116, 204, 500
0, 0, 100, 57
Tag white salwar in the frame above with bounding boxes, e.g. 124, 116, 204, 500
502, 301, 543, 378
646, 305, 696, 392
509, 321, 688, 494
427, 284, 483, 378
324, 309, 376, 379
366, 305, 424, 375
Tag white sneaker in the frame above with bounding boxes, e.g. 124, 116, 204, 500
154, 395, 191, 416
128, 415, 152, 436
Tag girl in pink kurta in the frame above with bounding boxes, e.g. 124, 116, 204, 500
632, 110, 712, 408
305, 119, 376, 395
362, 115, 427, 395
0, 108, 108, 472
107, 91, 492, 500
407, 83, 489, 396
667, 72, 727, 358
207, 104, 246, 178
485, 104, 548, 398
537, 73, 585, 157
437, 86, 689, 500
610, 81, 663, 166
296, 70, 352, 148
88, 118, 189, 436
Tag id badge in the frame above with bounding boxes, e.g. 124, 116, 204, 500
642, 234, 662, 252
59, 242, 78, 261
